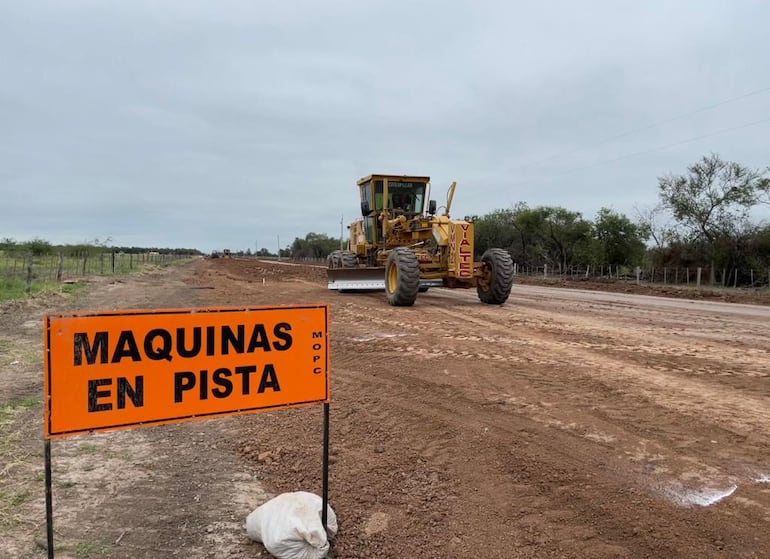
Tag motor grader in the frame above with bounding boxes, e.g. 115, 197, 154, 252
326, 174, 513, 306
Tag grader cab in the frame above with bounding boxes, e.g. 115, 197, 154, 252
327, 174, 513, 306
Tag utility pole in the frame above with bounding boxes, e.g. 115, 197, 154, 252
340, 213, 344, 250
277, 234, 280, 261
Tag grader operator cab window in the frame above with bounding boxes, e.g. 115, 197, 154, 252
376, 180, 426, 215
358, 176, 429, 244
392, 191, 410, 211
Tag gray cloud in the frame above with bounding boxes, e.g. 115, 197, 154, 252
2, 0, 769, 252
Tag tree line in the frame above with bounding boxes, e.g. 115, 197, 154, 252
470, 154, 770, 279
286, 154, 769, 285
0, 238, 202, 257
642, 154, 770, 284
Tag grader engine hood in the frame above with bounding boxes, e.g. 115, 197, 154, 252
448, 221, 474, 279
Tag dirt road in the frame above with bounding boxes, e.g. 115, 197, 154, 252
1, 258, 768, 558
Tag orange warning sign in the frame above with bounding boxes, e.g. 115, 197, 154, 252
44, 304, 329, 439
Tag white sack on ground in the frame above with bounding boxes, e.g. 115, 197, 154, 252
245, 491, 338, 559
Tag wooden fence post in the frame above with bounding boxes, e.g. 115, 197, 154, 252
544, 264, 548, 278
733, 268, 738, 288
696, 267, 702, 288
686, 267, 690, 286
25, 254, 33, 295
82, 253, 88, 275
56, 253, 63, 281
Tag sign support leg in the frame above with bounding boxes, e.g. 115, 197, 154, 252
321, 402, 330, 534
45, 439, 55, 558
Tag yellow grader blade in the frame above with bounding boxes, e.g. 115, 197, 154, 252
327, 267, 386, 290
327, 267, 443, 291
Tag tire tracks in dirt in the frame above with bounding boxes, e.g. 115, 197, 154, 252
213, 258, 770, 557
328, 285, 770, 556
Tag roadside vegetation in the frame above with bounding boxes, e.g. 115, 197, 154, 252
0, 238, 201, 302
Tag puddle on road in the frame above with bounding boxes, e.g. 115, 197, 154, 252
664, 484, 738, 507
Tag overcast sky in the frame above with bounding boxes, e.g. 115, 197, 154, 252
2, 0, 769, 253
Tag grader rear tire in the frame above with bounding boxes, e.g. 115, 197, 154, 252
385, 248, 420, 306
477, 248, 514, 305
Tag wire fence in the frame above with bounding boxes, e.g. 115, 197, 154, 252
292, 258, 770, 289
222, 255, 770, 290
515, 264, 770, 289
0, 252, 194, 295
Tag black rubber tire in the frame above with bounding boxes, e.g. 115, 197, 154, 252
326, 250, 342, 269
385, 248, 420, 306
340, 250, 358, 268
477, 248, 514, 304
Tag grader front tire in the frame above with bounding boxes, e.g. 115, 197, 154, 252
340, 250, 358, 268
327, 250, 342, 269
385, 248, 420, 306
477, 248, 514, 305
